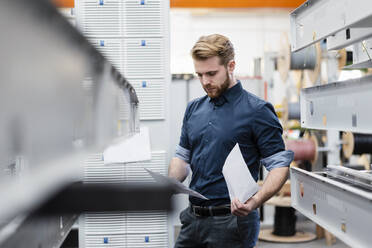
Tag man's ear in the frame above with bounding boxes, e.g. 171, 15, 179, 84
227, 60, 235, 73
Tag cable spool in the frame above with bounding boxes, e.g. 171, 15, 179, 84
277, 33, 320, 84
282, 99, 300, 122
273, 207, 296, 236
292, 70, 303, 93
292, 69, 303, 83
288, 102, 300, 120
259, 206, 316, 243
303, 43, 322, 85
290, 47, 317, 70
276, 99, 301, 128
277, 33, 291, 82
342, 132, 372, 159
259, 181, 317, 243
285, 135, 318, 166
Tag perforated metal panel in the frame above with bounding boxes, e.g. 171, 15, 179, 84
85, 234, 126, 248
84, 151, 166, 183
84, 213, 127, 235
123, 38, 165, 78
76, 0, 170, 246
88, 38, 124, 72
126, 211, 167, 233
123, 0, 163, 37
84, 154, 125, 183
130, 79, 165, 120
82, 151, 168, 247
126, 233, 168, 248
77, 0, 165, 38
125, 151, 167, 182
77, 0, 124, 37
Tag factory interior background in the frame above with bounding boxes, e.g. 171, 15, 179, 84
1, 0, 371, 247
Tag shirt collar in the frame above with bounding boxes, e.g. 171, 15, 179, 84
209, 80, 243, 106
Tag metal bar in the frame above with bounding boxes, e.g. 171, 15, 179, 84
0, 214, 78, 248
327, 27, 372, 50
300, 74, 372, 133
344, 60, 372, 69
327, 165, 372, 191
38, 183, 174, 214
290, 0, 372, 52
291, 167, 372, 248
0, 0, 141, 247
344, 39, 372, 69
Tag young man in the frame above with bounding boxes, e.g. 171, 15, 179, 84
169, 34, 294, 248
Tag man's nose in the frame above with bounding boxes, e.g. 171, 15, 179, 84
201, 75, 210, 85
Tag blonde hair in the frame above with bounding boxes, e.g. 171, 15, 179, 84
191, 34, 235, 66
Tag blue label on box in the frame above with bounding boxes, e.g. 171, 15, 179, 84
142, 81, 147, 87
100, 40, 104, 46
141, 40, 146, 46
103, 237, 108, 244
145, 236, 149, 242
99, 0, 104, 5
141, 0, 145, 5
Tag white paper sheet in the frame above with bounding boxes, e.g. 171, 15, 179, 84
144, 168, 209, 200
103, 126, 151, 164
222, 144, 259, 203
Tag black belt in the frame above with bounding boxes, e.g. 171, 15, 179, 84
190, 204, 231, 217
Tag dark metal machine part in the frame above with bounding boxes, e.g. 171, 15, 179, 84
0, 0, 171, 247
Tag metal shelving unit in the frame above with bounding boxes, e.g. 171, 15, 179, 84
291, 167, 372, 248
76, 0, 171, 247
300, 74, 372, 134
0, 0, 172, 247
290, 0, 372, 51
290, 1, 372, 248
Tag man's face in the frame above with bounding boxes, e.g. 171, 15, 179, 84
194, 56, 233, 99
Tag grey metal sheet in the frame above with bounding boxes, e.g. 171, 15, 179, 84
291, 167, 372, 248
0, 214, 78, 248
344, 39, 372, 68
290, 0, 372, 51
300, 74, 372, 133
0, 0, 139, 246
327, 27, 372, 50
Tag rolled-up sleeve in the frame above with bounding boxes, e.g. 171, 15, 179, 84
253, 103, 294, 171
260, 150, 294, 171
175, 144, 190, 163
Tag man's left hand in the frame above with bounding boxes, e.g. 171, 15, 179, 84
231, 197, 260, 216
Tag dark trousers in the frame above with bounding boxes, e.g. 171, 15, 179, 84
174, 207, 260, 248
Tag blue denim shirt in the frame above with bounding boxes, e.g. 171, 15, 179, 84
175, 81, 294, 206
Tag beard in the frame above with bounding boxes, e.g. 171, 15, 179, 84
204, 71, 231, 99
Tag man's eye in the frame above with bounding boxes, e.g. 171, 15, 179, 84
207, 72, 216, 76
196, 73, 202, 77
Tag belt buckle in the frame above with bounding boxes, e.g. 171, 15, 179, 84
208, 207, 213, 216
192, 206, 201, 217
